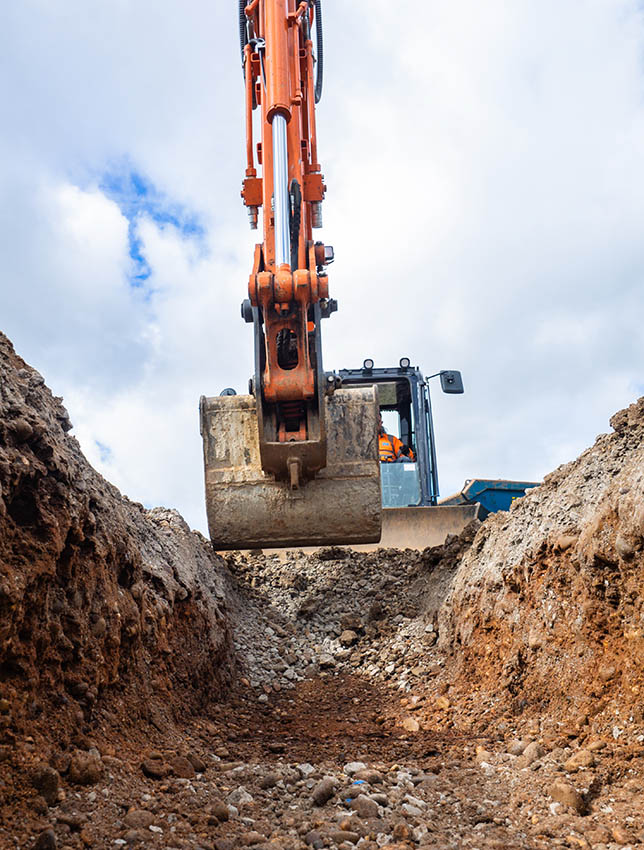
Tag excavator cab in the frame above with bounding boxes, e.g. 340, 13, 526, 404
337, 361, 477, 550
339, 360, 446, 509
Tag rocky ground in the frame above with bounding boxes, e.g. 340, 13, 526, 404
1, 331, 644, 849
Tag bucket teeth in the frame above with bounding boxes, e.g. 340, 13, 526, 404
200, 388, 382, 550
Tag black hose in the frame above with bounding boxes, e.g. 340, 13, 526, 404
314, 0, 323, 103
289, 179, 302, 270
238, 0, 248, 64
239, 0, 258, 108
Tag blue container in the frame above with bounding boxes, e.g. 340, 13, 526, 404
440, 479, 540, 519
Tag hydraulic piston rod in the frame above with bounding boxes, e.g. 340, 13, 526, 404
272, 114, 290, 268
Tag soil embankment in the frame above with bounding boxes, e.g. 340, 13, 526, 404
1, 331, 644, 850
0, 333, 233, 842
440, 396, 644, 727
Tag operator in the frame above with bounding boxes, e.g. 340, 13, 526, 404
378, 417, 415, 463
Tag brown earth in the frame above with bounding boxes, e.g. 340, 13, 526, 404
1, 330, 644, 850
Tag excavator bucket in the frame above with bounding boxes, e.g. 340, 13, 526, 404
260, 504, 481, 557
200, 386, 382, 549
354, 504, 481, 551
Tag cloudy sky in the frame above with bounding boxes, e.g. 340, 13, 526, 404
3, 1, 644, 533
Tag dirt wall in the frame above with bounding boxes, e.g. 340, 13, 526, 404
438, 397, 644, 723
0, 332, 233, 747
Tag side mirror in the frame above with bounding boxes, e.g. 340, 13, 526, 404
440, 370, 464, 394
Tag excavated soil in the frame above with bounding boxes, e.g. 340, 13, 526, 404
1, 331, 644, 850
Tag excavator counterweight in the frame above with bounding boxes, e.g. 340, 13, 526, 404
201, 0, 382, 549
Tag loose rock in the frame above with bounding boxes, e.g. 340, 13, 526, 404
31, 764, 60, 806
549, 780, 585, 814
141, 758, 170, 779
34, 829, 57, 850
68, 750, 103, 786
123, 810, 155, 829
349, 794, 379, 819
312, 777, 336, 806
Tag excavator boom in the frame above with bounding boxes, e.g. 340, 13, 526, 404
200, 0, 382, 549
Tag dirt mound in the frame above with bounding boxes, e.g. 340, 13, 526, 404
437, 397, 644, 730
0, 332, 233, 823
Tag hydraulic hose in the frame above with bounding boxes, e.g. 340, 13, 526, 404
238, 0, 248, 63
239, 1, 258, 108
289, 179, 302, 270
314, 0, 323, 103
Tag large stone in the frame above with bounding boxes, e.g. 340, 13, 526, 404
393, 823, 413, 841
208, 800, 230, 823
344, 761, 367, 776
186, 752, 207, 773
296, 762, 316, 779
242, 831, 266, 846
123, 809, 155, 829
68, 750, 103, 786
141, 758, 170, 779
312, 777, 336, 806
507, 739, 528, 756
170, 755, 196, 778
402, 802, 423, 817
352, 768, 383, 785
56, 812, 86, 832
549, 780, 584, 814
34, 830, 56, 850
349, 794, 379, 819
304, 830, 324, 849
328, 831, 360, 845
340, 630, 359, 647
340, 614, 363, 632
516, 742, 544, 768
259, 772, 279, 789
564, 748, 595, 771
31, 764, 60, 806
227, 785, 254, 807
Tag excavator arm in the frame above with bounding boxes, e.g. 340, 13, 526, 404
200, 0, 382, 549
240, 0, 330, 489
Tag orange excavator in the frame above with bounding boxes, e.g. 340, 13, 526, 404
200, 0, 382, 549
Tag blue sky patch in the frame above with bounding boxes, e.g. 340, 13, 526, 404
99, 166, 204, 287
95, 440, 113, 463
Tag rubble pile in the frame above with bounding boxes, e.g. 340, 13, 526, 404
224, 523, 479, 697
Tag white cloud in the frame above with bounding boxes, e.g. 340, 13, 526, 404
2, 0, 644, 532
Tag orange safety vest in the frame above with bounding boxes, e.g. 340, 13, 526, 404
379, 432, 403, 462
379, 432, 416, 462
